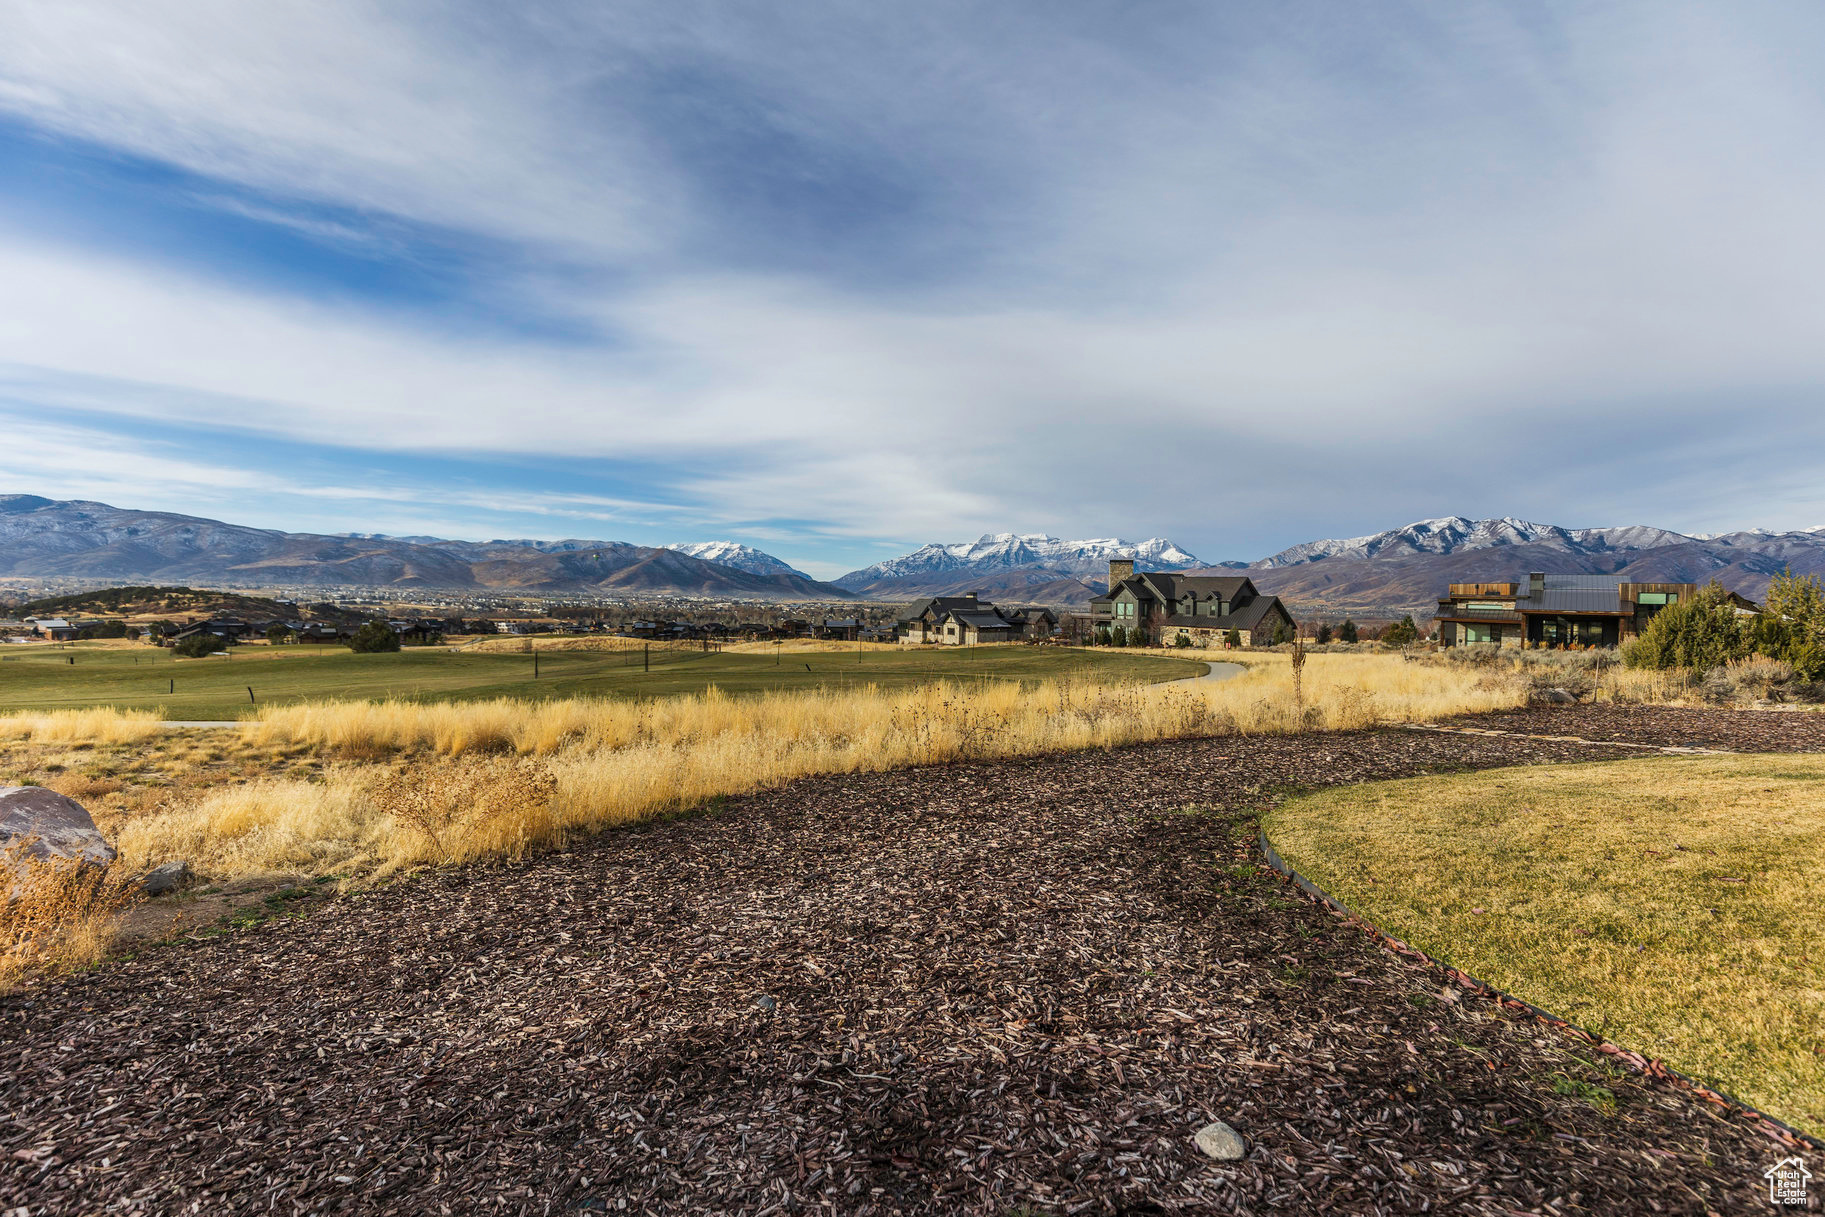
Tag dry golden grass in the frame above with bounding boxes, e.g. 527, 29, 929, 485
69, 653, 1526, 882
1264, 755, 1825, 1137
722, 638, 900, 655
0, 708, 167, 745
0, 845, 139, 991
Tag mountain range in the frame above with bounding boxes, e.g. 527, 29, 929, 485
1240, 516, 1825, 613
833, 534, 1206, 601
0, 496, 852, 600
5, 496, 1825, 613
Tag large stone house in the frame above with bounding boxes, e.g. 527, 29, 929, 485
897, 594, 1058, 645
1088, 560, 1295, 647
1435, 573, 1758, 648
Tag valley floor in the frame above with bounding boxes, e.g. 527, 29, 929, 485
3, 708, 1815, 1215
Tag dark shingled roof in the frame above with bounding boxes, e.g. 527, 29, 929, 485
947, 610, 1015, 630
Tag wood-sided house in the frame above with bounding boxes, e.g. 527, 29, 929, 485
1435, 573, 1758, 648
1088, 560, 1295, 647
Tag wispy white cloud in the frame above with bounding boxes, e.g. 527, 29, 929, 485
1, 1, 1824, 566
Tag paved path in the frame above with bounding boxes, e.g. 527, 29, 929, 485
1168, 659, 1247, 685
2, 717, 1798, 1215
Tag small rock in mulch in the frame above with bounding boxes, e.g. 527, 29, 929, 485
1536, 687, 1578, 704
141, 860, 191, 896
1193, 1119, 1246, 1160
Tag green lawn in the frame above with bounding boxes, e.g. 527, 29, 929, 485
0, 643, 1204, 720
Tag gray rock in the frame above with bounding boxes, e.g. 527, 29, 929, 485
142, 860, 191, 896
754, 995, 777, 1012
1539, 687, 1578, 705
1193, 1120, 1247, 1160
0, 785, 115, 868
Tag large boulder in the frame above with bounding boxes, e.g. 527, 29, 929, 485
0, 785, 116, 868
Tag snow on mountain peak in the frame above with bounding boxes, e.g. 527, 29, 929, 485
1255, 517, 1700, 567
835, 534, 1202, 588
665, 541, 807, 579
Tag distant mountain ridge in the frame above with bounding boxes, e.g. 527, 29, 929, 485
1241, 516, 1825, 614
1255, 516, 1698, 568
664, 541, 808, 579
835, 533, 1205, 600
0, 496, 852, 600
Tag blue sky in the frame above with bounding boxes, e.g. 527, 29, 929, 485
2, 2, 1824, 579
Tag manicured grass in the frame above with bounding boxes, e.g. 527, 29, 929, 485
1264, 755, 1825, 1137
0, 643, 1205, 719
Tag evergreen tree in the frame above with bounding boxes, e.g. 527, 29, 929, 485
1621, 581, 1748, 672
172, 632, 221, 658
1338, 619, 1359, 644
1383, 614, 1420, 647
1753, 569, 1825, 678
1315, 623, 1333, 645
348, 620, 402, 654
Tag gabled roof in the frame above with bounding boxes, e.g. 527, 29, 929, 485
946, 610, 1014, 629
1162, 594, 1288, 632
898, 595, 987, 623
1112, 573, 1255, 602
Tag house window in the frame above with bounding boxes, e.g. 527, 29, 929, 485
1207, 602, 1219, 616
1463, 602, 1512, 613
1637, 592, 1678, 605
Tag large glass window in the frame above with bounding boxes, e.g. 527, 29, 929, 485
1464, 602, 1512, 612
1637, 592, 1679, 605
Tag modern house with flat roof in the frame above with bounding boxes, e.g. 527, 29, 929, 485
1435, 572, 1757, 648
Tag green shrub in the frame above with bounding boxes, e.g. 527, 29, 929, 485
1383, 614, 1420, 647
1174, 632, 1193, 648
1338, 619, 1359, 644
1316, 623, 1333, 645
172, 633, 222, 658
1759, 569, 1825, 679
1621, 581, 1750, 672
347, 620, 401, 654
1224, 628, 1241, 648
1271, 620, 1293, 645
1111, 625, 1127, 648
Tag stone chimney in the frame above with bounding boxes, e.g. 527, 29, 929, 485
1108, 559, 1135, 592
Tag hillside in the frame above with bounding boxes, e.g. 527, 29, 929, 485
16, 585, 300, 621
837, 534, 1205, 600
1240, 518, 1825, 615
0, 496, 854, 600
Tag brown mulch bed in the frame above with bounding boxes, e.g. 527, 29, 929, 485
1443, 702, 1825, 752
1, 722, 1806, 1215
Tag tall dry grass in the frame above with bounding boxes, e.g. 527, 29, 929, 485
1, 845, 138, 991
0, 708, 166, 745
96, 654, 1527, 881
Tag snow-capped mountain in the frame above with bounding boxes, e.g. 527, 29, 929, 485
833, 534, 1203, 598
1256, 517, 1694, 568
665, 541, 808, 579
837, 534, 1199, 588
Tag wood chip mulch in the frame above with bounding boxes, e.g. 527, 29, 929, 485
2, 719, 1811, 1215
1443, 702, 1825, 753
